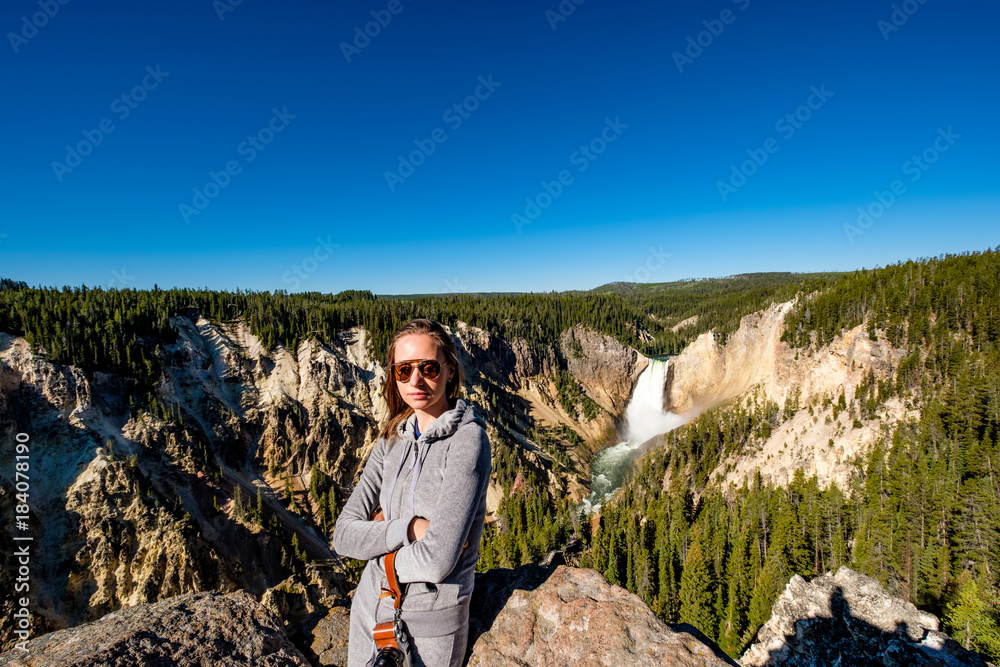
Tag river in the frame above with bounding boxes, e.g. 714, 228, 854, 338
579, 356, 685, 513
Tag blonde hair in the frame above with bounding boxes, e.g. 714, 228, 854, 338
379, 318, 464, 442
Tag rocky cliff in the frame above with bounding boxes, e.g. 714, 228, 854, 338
3, 564, 985, 667
661, 300, 912, 490
740, 567, 988, 667
665, 299, 904, 415
0, 565, 737, 667
560, 324, 649, 417
0, 316, 647, 651
0, 590, 310, 666
467, 564, 736, 666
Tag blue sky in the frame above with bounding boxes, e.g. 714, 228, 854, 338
1, 0, 997, 294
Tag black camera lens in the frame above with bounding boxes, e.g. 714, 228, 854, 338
373, 647, 405, 667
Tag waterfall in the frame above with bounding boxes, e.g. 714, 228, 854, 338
579, 356, 685, 514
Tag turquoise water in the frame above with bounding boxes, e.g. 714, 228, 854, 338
579, 356, 684, 513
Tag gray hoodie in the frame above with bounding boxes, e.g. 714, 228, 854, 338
333, 397, 492, 639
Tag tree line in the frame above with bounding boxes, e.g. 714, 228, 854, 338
0, 271, 835, 404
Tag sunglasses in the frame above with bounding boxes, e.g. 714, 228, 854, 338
391, 358, 444, 382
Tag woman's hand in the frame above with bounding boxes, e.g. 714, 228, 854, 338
370, 508, 384, 522
406, 517, 468, 550
407, 516, 430, 541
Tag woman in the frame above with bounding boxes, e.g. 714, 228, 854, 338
333, 318, 492, 667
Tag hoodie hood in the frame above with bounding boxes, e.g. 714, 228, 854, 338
395, 397, 485, 443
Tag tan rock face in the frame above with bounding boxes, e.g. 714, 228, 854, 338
665, 301, 794, 414
0, 590, 310, 667
62, 456, 237, 622
453, 320, 550, 386
667, 299, 906, 417
309, 606, 351, 667
740, 567, 987, 667
260, 566, 348, 666
468, 565, 736, 666
560, 324, 649, 415
660, 300, 913, 490
164, 317, 388, 490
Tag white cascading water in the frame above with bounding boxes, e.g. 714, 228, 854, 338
579, 356, 685, 514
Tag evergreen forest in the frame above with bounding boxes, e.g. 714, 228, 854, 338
1, 249, 998, 660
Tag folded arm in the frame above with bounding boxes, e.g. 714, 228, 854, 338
393, 429, 491, 584
332, 438, 413, 561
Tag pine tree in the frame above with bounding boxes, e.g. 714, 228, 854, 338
748, 545, 787, 638
944, 576, 1000, 659
605, 531, 621, 586
284, 474, 295, 508
679, 528, 717, 639
232, 485, 244, 520
327, 486, 338, 525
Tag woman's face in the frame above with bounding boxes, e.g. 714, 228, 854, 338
393, 334, 453, 416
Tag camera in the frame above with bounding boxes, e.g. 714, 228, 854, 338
372, 646, 406, 667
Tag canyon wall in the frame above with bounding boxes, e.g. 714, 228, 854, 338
0, 317, 646, 649
661, 299, 911, 490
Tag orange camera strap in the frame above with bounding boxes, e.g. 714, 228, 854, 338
378, 550, 403, 610
374, 550, 404, 651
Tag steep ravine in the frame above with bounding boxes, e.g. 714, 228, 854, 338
0, 317, 645, 650
1, 298, 917, 656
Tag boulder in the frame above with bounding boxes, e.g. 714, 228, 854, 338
467, 564, 736, 666
740, 566, 988, 667
0, 590, 309, 667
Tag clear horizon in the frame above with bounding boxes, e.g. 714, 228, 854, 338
2, 0, 997, 295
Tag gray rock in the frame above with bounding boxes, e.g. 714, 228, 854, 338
0, 590, 309, 666
467, 564, 736, 666
309, 606, 350, 667
740, 566, 988, 667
